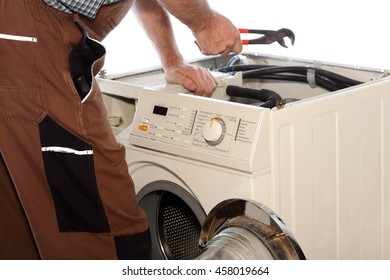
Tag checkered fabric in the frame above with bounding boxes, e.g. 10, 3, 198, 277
43, 0, 120, 18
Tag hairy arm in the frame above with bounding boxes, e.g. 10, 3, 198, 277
157, 0, 242, 55
133, 0, 217, 96
133, 0, 182, 71
133, 0, 242, 96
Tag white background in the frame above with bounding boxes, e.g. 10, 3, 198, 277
102, 0, 390, 75
1, 260, 388, 279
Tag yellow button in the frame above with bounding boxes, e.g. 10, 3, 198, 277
138, 125, 148, 131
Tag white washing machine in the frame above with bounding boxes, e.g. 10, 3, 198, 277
98, 52, 390, 260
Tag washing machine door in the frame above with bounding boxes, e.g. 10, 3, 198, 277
138, 181, 305, 260
196, 199, 306, 260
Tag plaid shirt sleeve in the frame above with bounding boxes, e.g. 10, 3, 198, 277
43, 0, 120, 18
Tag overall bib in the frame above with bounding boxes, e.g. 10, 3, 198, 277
0, 0, 150, 259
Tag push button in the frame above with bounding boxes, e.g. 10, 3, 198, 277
138, 125, 148, 131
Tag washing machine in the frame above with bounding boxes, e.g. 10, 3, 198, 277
98, 52, 390, 260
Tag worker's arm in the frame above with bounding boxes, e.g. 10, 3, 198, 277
157, 0, 242, 56
133, 0, 217, 96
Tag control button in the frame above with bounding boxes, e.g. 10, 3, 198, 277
156, 125, 164, 130
203, 117, 226, 146
142, 118, 150, 124
138, 125, 148, 132
176, 122, 183, 127
178, 115, 185, 119
171, 137, 180, 142
175, 130, 182, 134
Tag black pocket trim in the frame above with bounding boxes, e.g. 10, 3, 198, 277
39, 116, 110, 233
69, 22, 105, 100
114, 229, 151, 260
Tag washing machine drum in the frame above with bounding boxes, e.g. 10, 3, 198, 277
137, 181, 206, 260
137, 182, 305, 260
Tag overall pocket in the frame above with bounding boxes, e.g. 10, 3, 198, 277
39, 116, 110, 233
0, 33, 46, 124
0, 33, 40, 89
69, 22, 105, 102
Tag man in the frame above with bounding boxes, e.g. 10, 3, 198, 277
0, 0, 242, 259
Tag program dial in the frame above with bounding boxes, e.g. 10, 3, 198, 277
203, 117, 226, 146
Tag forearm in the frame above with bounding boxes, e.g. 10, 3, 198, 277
133, 0, 184, 70
156, 0, 213, 33
157, 0, 241, 55
133, 0, 219, 96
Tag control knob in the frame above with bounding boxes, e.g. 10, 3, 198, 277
203, 117, 226, 146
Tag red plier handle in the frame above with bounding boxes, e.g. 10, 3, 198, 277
239, 28, 295, 48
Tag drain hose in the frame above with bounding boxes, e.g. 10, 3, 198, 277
226, 85, 283, 108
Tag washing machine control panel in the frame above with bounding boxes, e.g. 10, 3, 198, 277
125, 89, 270, 172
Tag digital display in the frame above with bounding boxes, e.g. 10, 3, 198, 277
153, 105, 168, 116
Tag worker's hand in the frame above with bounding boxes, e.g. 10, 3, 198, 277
192, 10, 242, 56
164, 62, 217, 97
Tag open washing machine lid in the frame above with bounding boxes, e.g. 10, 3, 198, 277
196, 199, 306, 260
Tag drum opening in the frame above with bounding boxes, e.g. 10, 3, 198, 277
137, 181, 206, 260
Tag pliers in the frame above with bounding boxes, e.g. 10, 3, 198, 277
239, 28, 295, 48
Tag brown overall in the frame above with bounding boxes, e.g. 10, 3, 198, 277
0, 0, 150, 259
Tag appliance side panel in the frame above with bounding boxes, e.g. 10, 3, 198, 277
272, 109, 318, 258
311, 112, 339, 259
384, 94, 390, 260
276, 125, 295, 228
272, 78, 390, 259
337, 105, 362, 259
359, 98, 385, 259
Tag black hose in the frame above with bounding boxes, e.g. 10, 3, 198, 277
242, 66, 362, 87
226, 85, 283, 108
217, 64, 270, 73
255, 74, 344, 91
216, 64, 363, 91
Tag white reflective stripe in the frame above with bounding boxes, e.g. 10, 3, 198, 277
0, 33, 38, 43
41, 146, 93, 155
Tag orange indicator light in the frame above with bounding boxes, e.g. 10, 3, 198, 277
138, 125, 148, 132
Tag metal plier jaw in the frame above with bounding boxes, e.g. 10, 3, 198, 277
239, 28, 295, 48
